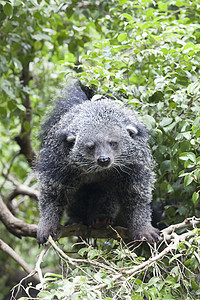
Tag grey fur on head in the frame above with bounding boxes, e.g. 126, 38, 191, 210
36, 79, 160, 245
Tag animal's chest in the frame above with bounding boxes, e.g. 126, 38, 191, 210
65, 173, 125, 204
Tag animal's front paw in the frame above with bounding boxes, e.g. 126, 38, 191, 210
37, 220, 58, 245
132, 225, 160, 244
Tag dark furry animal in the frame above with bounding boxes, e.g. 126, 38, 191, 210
36, 79, 160, 245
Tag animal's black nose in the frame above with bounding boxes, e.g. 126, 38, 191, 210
97, 156, 111, 167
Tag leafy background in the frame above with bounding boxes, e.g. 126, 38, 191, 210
0, 0, 200, 299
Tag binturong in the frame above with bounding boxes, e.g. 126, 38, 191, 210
36, 79, 160, 245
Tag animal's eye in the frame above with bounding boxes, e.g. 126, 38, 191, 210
86, 142, 95, 151
109, 141, 118, 149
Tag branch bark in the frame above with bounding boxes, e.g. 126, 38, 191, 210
0, 196, 37, 238
14, 64, 36, 167
6, 184, 39, 206
0, 238, 39, 282
161, 216, 200, 241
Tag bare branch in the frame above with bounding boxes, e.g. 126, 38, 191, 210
7, 184, 39, 203
1, 170, 21, 187
0, 238, 39, 282
48, 235, 120, 273
1, 172, 39, 203
161, 216, 200, 241
0, 196, 37, 238
1, 170, 38, 213
35, 245, 49, 282
14, 64, 36, 167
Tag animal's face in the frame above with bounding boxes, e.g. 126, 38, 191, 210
64, 124, 141, 173
57, 100, 150, 173
83, 131, 121, 169
68, 126, 121, 172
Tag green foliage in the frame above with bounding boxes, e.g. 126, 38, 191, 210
73, 0, 200, 225
0, 0, 200, 299
22, 233, 200, 300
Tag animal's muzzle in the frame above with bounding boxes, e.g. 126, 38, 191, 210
97, 156, 111, 167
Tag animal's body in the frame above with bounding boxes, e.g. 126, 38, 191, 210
36, 80, 160, 244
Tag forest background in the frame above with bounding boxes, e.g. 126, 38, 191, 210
0, 0, 200, 299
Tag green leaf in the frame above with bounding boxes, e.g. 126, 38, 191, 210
38, 291, 52, 299
13, 58, 23, 71
117, 33, 127, 42
121, 13, 134, 21
187, 82, 195, 94
3, 2, 13, 17
167, 184, 174, 193
78, 247, 88, 257
17, 104, 26, 112
170, 266, 179, 276
159, 117, 173, 127
169, 254, 182, 264
184, 174, 194, 186
23, 121, 30, 132
147, 277, 160, 286
131, 296, 144, 300
161, 48, 169, 55
191, 280, 200, 291
119, 0, 127, 4
183, 42, 194, 54
94, 272, 104, 282
192, 192, 199, 206
88, 249, 99, 260
32, 33, 51, 41
142, 115, 156, 129
160, 160, 171, 174
196, 129, 200, 138
66, 7, 73, 18
158, 2, 168, 11
169, 101, 176, 109
193, 170, 200, 181
34, 41, 43, 50
179, 152, 196, 163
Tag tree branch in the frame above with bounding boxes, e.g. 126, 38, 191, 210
1, 216, 199, 293
58, 223, 130, 240
14, 64, 36, 167
0, 196, 37, 238
0, 238, 39, 282
161, 216, 200, 241
35, 245, 49, 282
1, 168, 39, 214
6, 184, 39, 203
47, 218, 200, 293
2, 172, 39, 202
6, 184, 39, 215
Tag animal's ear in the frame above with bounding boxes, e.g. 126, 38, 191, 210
127, 124, 149, 139
126, 125, 138, 138
66, 134, 76, 143
58, 130, 76, 145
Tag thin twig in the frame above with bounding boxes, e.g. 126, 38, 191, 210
35, 245, 50, 282
48, 236, 120, 273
